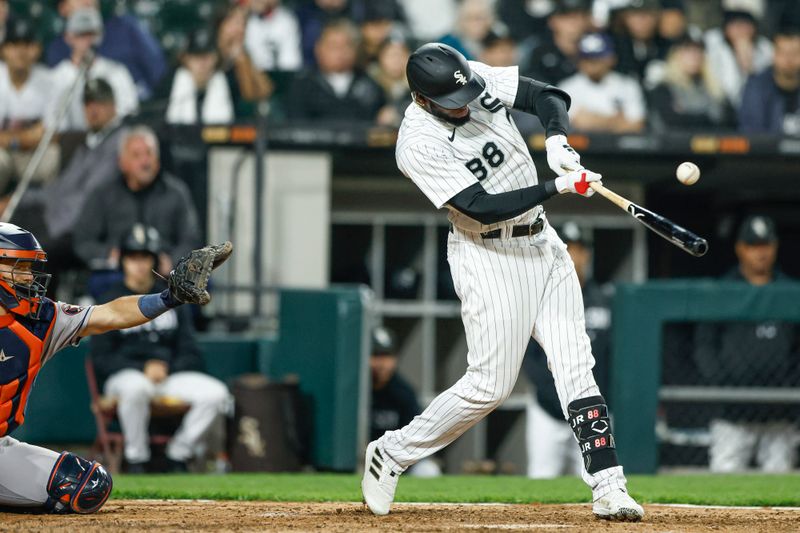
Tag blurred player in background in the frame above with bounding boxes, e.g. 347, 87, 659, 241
523, 222, 612, 479
369, 326, 441, 478
90, 225, 230, 474
693, 215, 799, 472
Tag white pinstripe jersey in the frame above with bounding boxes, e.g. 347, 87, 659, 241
396, 61, 543, 233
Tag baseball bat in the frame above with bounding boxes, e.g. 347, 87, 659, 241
589, 182, 709, 257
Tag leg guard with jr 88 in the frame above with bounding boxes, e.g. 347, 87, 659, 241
568, 396, 618, 474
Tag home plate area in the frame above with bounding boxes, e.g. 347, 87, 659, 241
4, 500, 800, 532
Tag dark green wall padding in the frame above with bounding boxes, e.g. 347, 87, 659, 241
12, 287, 366, 472
611, 281, 800, 473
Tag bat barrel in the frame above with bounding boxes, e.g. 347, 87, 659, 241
690, 238, 709, 257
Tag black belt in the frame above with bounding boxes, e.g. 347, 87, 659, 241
480, 219, 544, 239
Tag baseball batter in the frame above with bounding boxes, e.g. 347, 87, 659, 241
361, 43, 643, 521
0, 222, 230, 514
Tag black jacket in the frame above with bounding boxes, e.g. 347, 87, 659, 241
370, 373, 420, 442
287, 69, 386, 123
74, 171, 201, 267
692, 268, 799, 422
90, 280, 203, 387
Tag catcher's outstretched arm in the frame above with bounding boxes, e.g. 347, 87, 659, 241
80, 295, 160, 336
80, 241, 234, 337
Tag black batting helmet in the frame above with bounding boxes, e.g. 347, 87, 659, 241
406, 43, 485, 109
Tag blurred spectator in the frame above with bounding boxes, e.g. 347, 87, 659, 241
559, 33, 646, 133
658, 0, 700, 50
0, 19, 59, 193
245, 0, 303, 72
0, 0, 8, 44
523, 222, 612, 478
164, 30, 234, 126
46, 0, 167, 100
479, 33, 518, 68
91, 224, 229, 474
296, 0, 352, 66
613, 0, 665, 81
287, 20, 385, 123
592, 0, 638, 29
739, 30, 800, 135
439, 0, 496, 60
215, 3, 273, 117
369, 326, 441, 478
769, 1, 800, 36
356, 1, 405, 69
522, 0, 593, 85
399, 0, 457, 41
74, 125, 200, 274
49, 7, 138, 132
648, 36, 733, 132
704, 5, 773, 107
8, 79, 125, 298
495, 0, 553, 44
693, 215, 798, 473
370, 38, 412, 127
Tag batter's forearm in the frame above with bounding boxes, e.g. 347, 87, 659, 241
447, 180, 559, 225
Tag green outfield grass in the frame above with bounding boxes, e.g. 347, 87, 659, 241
111, 473, 800, 507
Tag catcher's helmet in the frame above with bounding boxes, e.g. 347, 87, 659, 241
406, 43, 485, 109
0, 223, 51, 319
120, 224, 162, 263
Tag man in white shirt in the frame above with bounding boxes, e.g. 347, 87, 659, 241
48, 7, 138, 132
244, 0, 303, 71
0, 19, 59, 194
559, 32, 646, 133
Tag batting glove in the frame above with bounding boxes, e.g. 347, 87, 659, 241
554, 169, 601, 197
545, 134, 582, 176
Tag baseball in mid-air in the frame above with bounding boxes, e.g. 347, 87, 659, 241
676, 162, 700, 185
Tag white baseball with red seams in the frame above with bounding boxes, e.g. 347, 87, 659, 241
369, 61, 630, 504
676, 162, 701, 185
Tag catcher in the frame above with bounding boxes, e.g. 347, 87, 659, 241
0, 222, 232, 514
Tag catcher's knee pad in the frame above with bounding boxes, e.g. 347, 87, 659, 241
45, 452, 113, 514
568, 396, 619, 475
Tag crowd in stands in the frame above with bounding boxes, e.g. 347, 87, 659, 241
0, 1, 796, 135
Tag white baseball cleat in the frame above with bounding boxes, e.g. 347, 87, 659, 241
361, 440, 400, 516
593, 489, 644, 522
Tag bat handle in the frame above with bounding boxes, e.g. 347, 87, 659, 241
590, 182, 631, 211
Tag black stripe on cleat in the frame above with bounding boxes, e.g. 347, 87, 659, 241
371, 457, 382, 471
369, 466, 380, 481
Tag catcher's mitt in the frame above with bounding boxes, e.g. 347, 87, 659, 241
168, 241, 233, 305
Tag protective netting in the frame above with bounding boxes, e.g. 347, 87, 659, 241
658, 322, 800, 471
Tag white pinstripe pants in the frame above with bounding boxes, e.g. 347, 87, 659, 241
381, 223, 627, 497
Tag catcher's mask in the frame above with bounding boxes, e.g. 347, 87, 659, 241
0, 223, 51, 319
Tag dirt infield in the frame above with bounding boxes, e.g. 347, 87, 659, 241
3, 500, 800, 532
